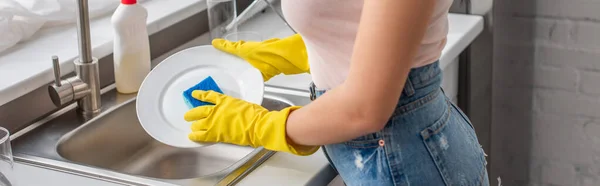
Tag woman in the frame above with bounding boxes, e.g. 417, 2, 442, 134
184, 0, 490, 185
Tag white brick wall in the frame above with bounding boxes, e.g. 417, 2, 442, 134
531, 113, 592, 166
538, 46, 600, 71
537, 90, 600, 118
542, 162, 577, 186
535, 66, 578, 90
580, 71, 600, 95
493, 0, 600, 185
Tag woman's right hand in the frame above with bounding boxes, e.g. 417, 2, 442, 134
211, 34, 310, 81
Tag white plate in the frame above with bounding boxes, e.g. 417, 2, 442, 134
136, 45, 264, 148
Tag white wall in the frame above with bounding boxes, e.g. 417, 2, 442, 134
492, 0, 600, 185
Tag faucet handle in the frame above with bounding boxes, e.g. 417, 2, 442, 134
48, 55, 77, 107
52, 55, 61, 86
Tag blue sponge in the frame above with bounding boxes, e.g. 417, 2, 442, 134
183, 76, 223, 108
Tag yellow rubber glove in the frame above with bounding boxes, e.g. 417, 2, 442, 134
212, 34, 309, 81
183, 90, 319, 156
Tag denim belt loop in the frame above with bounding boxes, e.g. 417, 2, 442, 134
403, 77, 416, 97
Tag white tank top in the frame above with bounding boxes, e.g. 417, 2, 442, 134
281, 0, 453, 89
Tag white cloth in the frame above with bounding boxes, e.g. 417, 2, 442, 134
0, 0, 147, 53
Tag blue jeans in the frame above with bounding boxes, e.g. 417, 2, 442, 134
311, 61, 489, 186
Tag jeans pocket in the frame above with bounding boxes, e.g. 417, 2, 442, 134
420, 104, 488, 186
420, 108, 452, 186
324, 143, 396, 186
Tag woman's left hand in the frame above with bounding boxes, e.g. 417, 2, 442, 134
184, 90, 319, 156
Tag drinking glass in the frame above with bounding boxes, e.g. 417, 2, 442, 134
0, 127, 13, 186
224, 31, 263, 42
207, 0, 238, 39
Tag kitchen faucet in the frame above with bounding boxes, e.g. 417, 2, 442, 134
48, 0, 101, 115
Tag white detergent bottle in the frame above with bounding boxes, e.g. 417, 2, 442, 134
111, 0, 151, 94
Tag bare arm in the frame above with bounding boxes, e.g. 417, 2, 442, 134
286, 0, 437, 145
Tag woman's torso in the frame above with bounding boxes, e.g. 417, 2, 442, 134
281, 0, 453, 89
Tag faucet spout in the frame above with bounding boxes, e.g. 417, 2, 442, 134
75, 0, 93, 64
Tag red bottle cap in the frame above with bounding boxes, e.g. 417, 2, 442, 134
122, 0, 136, 5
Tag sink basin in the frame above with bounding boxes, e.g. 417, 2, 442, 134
55, 96, 293, 180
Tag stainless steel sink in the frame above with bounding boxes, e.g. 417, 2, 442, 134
57, 98, 270, 180
11, 87, 309, 185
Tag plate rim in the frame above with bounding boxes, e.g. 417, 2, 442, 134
136, 45, 264, 148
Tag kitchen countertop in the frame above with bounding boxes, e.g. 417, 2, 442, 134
237, 149, 333, 186
5, 162, 124, 186
2, 1, 484, 185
